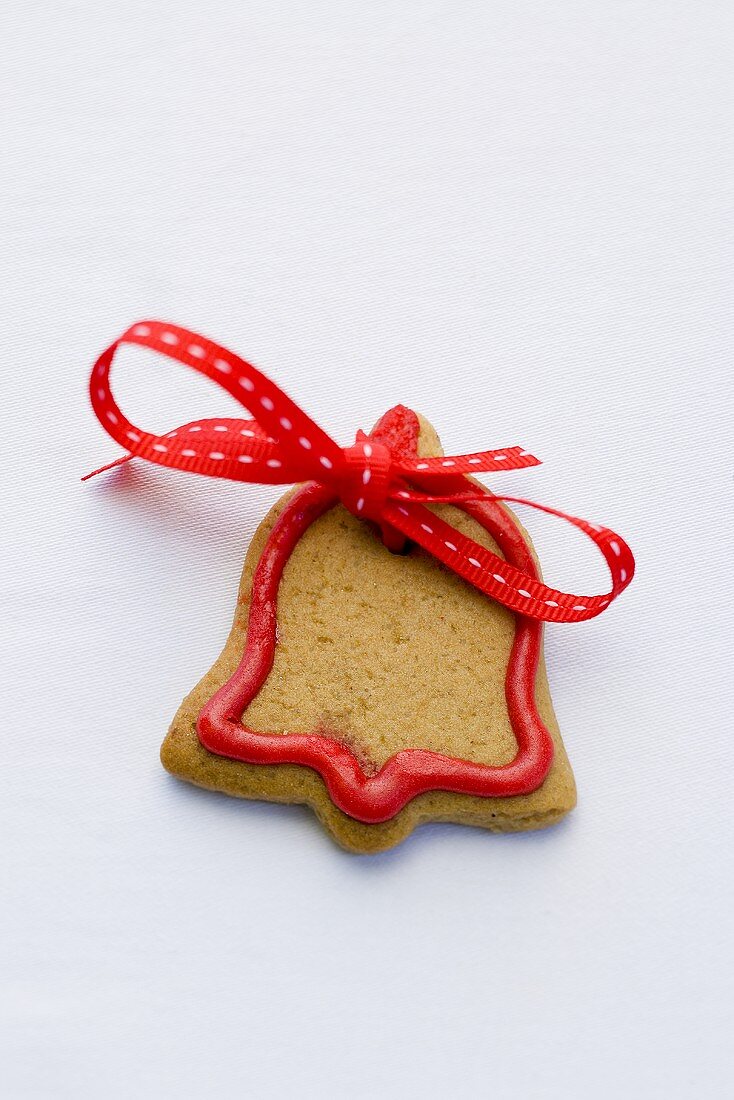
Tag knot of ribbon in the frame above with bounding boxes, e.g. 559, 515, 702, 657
86, 320, 634, 624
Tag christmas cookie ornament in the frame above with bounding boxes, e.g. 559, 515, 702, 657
87, 321, 634, 852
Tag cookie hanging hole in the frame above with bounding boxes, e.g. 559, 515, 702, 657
379, 521, 410, 555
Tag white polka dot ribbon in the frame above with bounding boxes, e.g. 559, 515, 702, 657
86, 320, 635, 623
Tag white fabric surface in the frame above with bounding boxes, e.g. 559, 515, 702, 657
2, 2, 733, 1097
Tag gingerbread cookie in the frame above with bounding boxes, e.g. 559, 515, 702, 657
87, 321, 634, 852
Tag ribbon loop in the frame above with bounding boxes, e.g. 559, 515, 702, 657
87, 320, 635, 624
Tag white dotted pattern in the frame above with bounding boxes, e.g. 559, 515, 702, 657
88, 319, 634, 624
382, 489, 633, 623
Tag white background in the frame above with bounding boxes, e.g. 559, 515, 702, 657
2, 2, 733, 1097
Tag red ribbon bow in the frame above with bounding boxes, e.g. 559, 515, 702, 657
86, 320, 634, 623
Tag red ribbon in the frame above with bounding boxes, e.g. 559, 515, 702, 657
86, 320, 634, 623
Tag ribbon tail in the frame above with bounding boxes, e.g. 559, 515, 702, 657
81, 453, 133, 481
394, 446, 541, 476
390, 486, 501, 505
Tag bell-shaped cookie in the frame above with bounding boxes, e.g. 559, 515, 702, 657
161, 406, 576, 852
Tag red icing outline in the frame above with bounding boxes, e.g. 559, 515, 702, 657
197, 407, 554, 824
